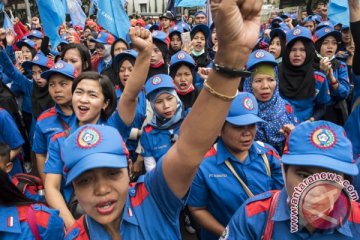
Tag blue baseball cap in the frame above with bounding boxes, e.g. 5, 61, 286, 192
27, 30, 43, 39
16, 38, 37, 50
271, 17, 284, 29
169, 25, 184, 37
62, 124, 129, 185
280, 13, 290, 19
316, 21, 334, 31
286, 26, 312, 46
194, 11, 206, 17
148, 24, 160, 32
225, 92, 265, 126
190, 24, 210, 40
303, 15, 315, 23
145, 74, 175, 99
170, 51, 195, 70
313, 27, 342, 43
313, 14, 322, 23
179, 22, 191, 32
113, 49, 138, 65
41, 60, 78, 81
22, 53, 54, 71
247, 50, 277, 71
342, 25, 350, 31
90, 32, 115, 45
152, 30, 168, 46
282, 121, 358, 176
270, 23, 290, 40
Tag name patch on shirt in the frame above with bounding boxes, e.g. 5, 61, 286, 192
209, 173, 228, 178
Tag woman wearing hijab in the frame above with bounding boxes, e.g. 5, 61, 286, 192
279, 26, 331, 123
190, 24, 211, 89
313, 27, 350, 125
169, 25, 183, 57
140, 74, 187, 172
169, 51, 198, 110
268, 23, 289, 64
243, 50, 296, 154
147, 31, 169, 79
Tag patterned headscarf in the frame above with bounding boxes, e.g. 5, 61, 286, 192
243, 66, 295, 153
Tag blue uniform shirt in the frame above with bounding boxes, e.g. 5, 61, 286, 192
188, 140, 284, 240
116, 87, 147, 153
0, 108, 24, 175
328, 61, 350, 103
44, 112, 132, 202
352, 73, 360, 105
0, 204, 64, 240
140, 120, 182, 162
65, 159, 186, 240
32, 105, 77, 154
283, 71, 331, 122
225, 188, 360, 239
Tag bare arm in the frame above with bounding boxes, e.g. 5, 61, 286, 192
163, 0, 263, 198
45, 173, 75, 229
189, 206, 226, 237
35, 153, 47, 183
349, 0, 360, 22
118, 27, 153, 126
10, 147, 21, 161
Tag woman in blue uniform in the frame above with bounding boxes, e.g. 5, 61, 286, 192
113, 49, 147, 163
188, 92, 284, 240
279, 26, 331, 123
243, 49, 296, 153
169, 50, 198, 110
224, 121, 360, 240
44, 27, 154, 229
140, 74, 187, 172
32, 60, 77, 182
62, 0, 265, 238
313, 27, 350, 125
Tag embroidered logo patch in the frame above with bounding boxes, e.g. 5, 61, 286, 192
177, 52, 186, 60
33, 55, 39, 61
77, 127, 101, 148
324, 28, 331, 33
152, 76, 162, 85
255, 51, 265, 59
243, 97, 254, 110
98, 33, 102, 39
311, 127, 337, 149
293, 28, 302, 36
54, 62, 64, 69
152, 31, 158, 36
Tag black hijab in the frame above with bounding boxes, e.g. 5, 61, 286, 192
279, 38, 316, 100
32, 83, 54, 119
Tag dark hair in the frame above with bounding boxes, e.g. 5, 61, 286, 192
0, 144, 10, 164
270, 33, 286, 59
111, 39, 129, 58
153, 39, 169, 63
72, 71, 117, 120
61, 43, 92, 72
21, 45, 37, 60
0, 169, 35, 206
114, 56, 136, 90
169, 62, 195, 80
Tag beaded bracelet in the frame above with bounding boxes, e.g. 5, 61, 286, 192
203, 80, 238, 102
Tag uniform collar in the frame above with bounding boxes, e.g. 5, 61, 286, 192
55, 104, 73, 118
121, 194, 139, 226
0, 206, 21, 234
272, 188, 353, 238
216, 139, 267, 165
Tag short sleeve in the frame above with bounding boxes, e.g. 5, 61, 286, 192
0, 110, 24, 149
32, 123, 47, 154
44, 138, 63, 174
187, 169, 209, 208
145, 158, 186, 222
107, 112, 131, 142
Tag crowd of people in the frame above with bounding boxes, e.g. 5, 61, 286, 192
0, 0, 360, 239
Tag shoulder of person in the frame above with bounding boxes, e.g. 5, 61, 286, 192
254, 141, 280, 160
37, 106, 57, 122
244, 190, 278, 218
